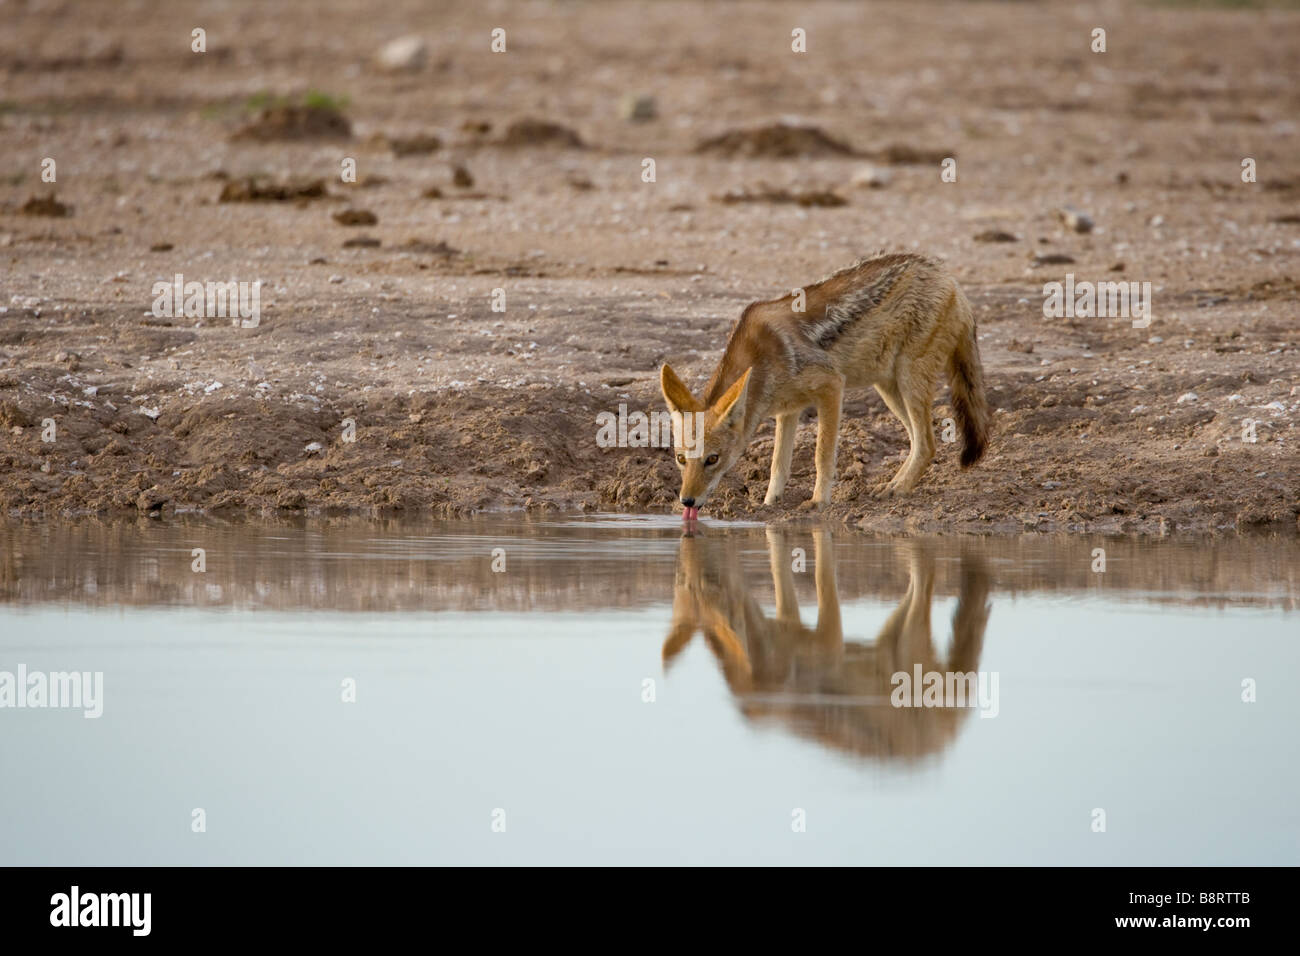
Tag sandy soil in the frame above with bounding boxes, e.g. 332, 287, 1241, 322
1, 0, 1298, 534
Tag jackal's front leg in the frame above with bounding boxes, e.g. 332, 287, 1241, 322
764, 412, 799, 505
804, 380, 843, 508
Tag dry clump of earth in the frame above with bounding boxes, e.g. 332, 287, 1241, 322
0, 0, 1298, 535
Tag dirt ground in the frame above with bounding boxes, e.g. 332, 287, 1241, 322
1, 0, 1297, 534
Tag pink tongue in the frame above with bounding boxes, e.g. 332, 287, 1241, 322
683, 506, 700, 521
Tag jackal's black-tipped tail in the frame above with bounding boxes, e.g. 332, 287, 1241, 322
949, 298, 989, 468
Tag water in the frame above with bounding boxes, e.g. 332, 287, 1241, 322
1, 518, 1297, 865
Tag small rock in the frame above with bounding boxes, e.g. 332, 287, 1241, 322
973, 228, 1017, 243
342, 236, 381, 248
452, 164, 474, 188
150, 242, 174, 252
1058, 207, 1094, 233
304, 441, 324, 453
204, 381, 224, 394
851, 166, 892, 189
376, 35, 427, 73
618, 93, 657, 122
1176, 392, 1198, 404
328, 274, 344, 284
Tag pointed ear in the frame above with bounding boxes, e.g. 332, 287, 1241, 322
662, 622, 695, 668
710, 368, 752, 427
660, 363, 701, 414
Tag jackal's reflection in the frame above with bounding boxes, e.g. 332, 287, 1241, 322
663, 529, 992, 761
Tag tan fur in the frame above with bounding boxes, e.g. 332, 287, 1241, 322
664, 530, 992, 760
660, 253, 990, 512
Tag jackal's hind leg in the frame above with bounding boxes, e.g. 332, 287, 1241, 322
871, 381, 914, 496
888, 373, 937, 494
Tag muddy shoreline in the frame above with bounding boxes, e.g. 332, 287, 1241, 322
1, 0, 1297, 535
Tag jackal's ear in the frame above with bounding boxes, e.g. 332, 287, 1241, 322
662, 622, 695, 668
660, 363, 701, 414
711, 368, 751, 428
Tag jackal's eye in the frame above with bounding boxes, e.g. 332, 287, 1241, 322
676, 453, 687, 465
705, 454, 720, 466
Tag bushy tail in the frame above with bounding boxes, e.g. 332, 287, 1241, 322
948, 294, 989, 468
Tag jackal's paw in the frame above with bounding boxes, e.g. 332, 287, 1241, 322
797, 497, 828, 512
868, 482, 895, 498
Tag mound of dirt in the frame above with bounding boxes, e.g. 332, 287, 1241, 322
694, 122, 856, 158
868, 144, 953, 165
498, 118, 584, 148
397, 238, 459, 256
232, 105, 352, 142
332, 208, 378, 226
387, 133, 442, 156
218, 177, 328, 203
716, 185, 847, 207
20, 194, 71, 217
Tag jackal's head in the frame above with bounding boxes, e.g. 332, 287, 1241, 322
659, 364, 752, 519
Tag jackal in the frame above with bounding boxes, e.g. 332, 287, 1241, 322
660, 253, 989, 518
663, 530, 993, 760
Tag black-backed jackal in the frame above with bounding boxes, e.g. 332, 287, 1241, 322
660, 253, 989, 518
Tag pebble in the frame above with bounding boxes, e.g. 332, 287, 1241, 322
376, 35, 427, 73
1058, 207, 1094, 233
1176, 392, 1198, 404
851, 166, 892, 189
618, 93, 657, 122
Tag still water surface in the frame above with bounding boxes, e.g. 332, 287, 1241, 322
1, 518, 1296, 865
